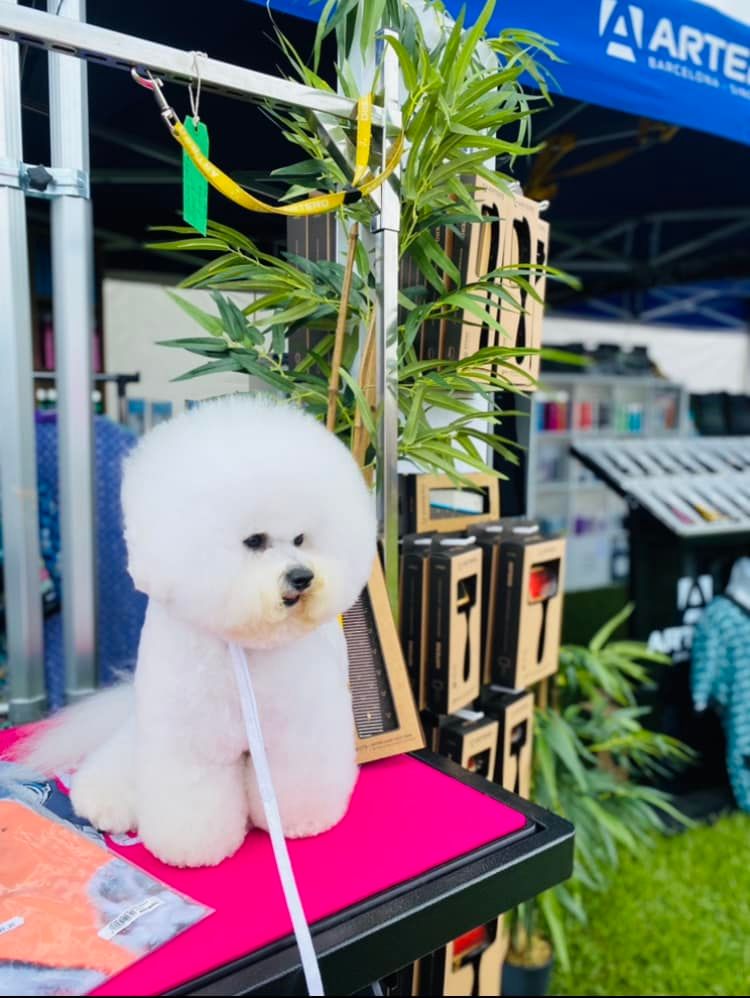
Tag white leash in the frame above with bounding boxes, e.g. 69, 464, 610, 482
229, 642, 325, 997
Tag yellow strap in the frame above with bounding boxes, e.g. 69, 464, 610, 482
351, 93, 372, 186
171, 94, 403, 218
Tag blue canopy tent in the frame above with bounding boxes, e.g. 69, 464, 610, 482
263, 0, 750, 146
255, 0, 750, 325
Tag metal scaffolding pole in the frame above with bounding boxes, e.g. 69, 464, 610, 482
0, 0, 46, 723
373, 31, 401, 615
48, 0, 97, 702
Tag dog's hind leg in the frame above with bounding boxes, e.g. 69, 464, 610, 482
69, 717, 137, 834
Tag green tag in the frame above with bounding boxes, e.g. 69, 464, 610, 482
182, 116, 209, 236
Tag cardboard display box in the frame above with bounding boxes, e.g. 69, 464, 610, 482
417, 916, 508, 997
467, 519, 541, 685
437, 708, 499, 782
427, 538, 483, 715
485, 526, 566, 689
400, 473, 500, 536
479, 687, 535, 798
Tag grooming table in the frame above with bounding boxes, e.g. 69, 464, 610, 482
0, 729, 573, 996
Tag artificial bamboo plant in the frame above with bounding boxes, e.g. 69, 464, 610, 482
149, 0, 573, 484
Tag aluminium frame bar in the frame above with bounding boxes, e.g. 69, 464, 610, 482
48, 0, 97, 704
0, 1, 381, 123
0, 0, 45, 723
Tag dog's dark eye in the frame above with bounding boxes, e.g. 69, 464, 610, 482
293, 534, 304, 547
243, 533, 268, 551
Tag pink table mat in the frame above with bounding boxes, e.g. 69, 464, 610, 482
0, 726, 526, 995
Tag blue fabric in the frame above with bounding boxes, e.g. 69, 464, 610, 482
255, 0, 750, 146
691, 595, 750, 811
35, 414, 147, 709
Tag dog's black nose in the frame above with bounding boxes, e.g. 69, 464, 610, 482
287, 566, 314, 592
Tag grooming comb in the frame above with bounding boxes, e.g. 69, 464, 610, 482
343, 589, 398, 739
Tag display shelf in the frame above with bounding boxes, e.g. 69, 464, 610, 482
528, 374, 688, 592
572, 436, 750, 539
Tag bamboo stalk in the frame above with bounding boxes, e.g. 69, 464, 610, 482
351, 309, 377, 477
326, 222, 360, 432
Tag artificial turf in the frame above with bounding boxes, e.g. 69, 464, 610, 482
552, 812, 750, 996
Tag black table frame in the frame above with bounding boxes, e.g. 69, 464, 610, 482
168, 751, 574, 996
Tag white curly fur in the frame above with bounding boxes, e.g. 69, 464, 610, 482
21, 394, 376, 867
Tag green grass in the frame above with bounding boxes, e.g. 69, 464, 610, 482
553, 813, 750, 996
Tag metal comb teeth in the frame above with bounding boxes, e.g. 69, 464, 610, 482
343, 592, 398, 738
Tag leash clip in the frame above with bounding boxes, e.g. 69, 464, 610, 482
131, 67, 178, 128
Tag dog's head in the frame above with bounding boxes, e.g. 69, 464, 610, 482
122, 395, 376, 648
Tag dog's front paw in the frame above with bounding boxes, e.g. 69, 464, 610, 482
70, 765, 137, 834
138, 805, 247, 868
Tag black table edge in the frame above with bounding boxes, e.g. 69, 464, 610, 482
167, 751, 574, 996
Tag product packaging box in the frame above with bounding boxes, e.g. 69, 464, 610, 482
400, 533, 435, 710
467, 519, 540, 684
426, 537, 483, 714
417, 917, 508, 996
486, 526, 566, 689
400, 472, 500, 535
437, 708, 499, 781
479, 687, 535, 798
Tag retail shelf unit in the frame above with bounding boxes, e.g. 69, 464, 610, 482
527, 373, 688, 592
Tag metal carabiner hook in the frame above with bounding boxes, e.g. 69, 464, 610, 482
131, 67, 178, 128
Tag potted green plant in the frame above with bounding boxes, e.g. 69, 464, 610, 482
501, 604, 693, 996
147, 0, 573, 488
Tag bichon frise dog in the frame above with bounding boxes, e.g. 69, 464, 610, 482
21, 394, 376, 867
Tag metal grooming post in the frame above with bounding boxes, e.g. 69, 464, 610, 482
0, 2, 402, 706
0, 0, 46, 723
48, 0, 97, 703
373, 30, 401, 613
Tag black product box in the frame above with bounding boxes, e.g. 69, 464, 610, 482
437, 709, 499, 781
427, 537, 483, 714
467, 519, 541, 684
486, 525, 566, 689
479, 686, 535, 798
400, 533, 435, 710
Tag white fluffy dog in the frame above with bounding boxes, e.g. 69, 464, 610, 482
22, 395, 376, 867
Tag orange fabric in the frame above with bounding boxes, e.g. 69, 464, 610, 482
0, 801, 131, 974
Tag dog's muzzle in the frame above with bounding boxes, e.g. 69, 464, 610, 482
282, 565, 314, 607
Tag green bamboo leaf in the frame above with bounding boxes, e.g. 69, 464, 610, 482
157, 337, 229, 356
589, 603, 635, 653
167, 292, 224, 336
172, 357, 244, 382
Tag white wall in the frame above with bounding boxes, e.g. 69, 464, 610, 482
543, 316, 750, 393
102, 277, 255, 421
